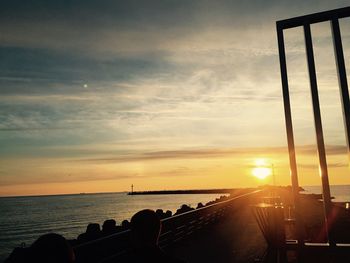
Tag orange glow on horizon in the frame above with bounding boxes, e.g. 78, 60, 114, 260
1, 147, 349, 197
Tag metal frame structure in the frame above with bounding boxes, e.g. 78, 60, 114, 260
276, 6, 350, 245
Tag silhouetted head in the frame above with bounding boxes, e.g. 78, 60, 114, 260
30, 233, 75, 263
175, 204, 193, 215
121, 219, 130, 229
165, 210, 172, 218
102, 219, 116, 234
196, 202, 204, 209
86, 223, 100, 234
130, 209, 161, 247
155, 209, 164, 219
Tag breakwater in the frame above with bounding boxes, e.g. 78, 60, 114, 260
128, 188, 240, 195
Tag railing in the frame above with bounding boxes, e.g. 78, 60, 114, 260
73, 189, 262, 263
276, 6, 350, 245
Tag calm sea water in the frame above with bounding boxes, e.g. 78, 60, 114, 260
0, 193, 225, 260
0, 186, 349, 261
302, 184, 350, 202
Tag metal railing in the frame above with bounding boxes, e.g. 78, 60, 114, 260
73, 189, 262, 263
276, 6, 350, 245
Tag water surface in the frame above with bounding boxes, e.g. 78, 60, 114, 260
0, 192, 225, 260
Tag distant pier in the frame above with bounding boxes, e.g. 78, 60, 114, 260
127, 188, 242, 195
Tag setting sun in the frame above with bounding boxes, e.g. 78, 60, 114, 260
252, 159, 272, 180
252, 167, 271, 179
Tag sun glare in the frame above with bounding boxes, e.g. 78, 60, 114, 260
252, 167, 271, 179
252, 159, 271, 180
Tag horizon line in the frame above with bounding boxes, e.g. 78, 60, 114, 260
1, 184, 350, 198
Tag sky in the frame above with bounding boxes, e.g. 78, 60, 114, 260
1, 0, 350, 196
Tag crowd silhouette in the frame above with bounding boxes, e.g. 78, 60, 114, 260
71, 195, 228, 246
5, 195, 230, 263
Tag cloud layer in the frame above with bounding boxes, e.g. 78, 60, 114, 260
1, 0, 350, 194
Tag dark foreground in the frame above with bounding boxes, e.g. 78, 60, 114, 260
6, 187, 350, 263
164, 188, 350, 263
69, 187, 350, 263
165, 196, 266, 262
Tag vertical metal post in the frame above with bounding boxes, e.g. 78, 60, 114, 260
331, 18, 350, 161
303, 23, 333, 244
276, 25, 304, 246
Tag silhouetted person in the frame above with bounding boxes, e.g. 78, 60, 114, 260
164, 210, 172, 218
196, 202, 204, 209
156, 209, 165, 219
121, 219, 130, 230
206, 200, 215, 206
128, 209, 185, 263
174, 204, 194, 215
102, 219, 117, 235
6, 233, 75, 263
77, 223, 101, 242
30, 233, 75, 263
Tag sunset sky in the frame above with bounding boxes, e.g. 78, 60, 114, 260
1, 0, 350, 196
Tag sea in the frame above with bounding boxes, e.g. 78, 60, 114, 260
0, 185, 349, 261
302, 184, 350, 202
0, 193, 226, 260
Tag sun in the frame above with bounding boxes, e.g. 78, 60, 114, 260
252, 159, 272, 180
252, 167, 271, 179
